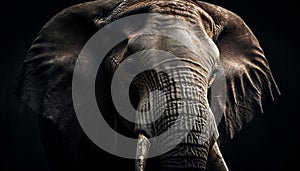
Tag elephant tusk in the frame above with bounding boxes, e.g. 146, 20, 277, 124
209, 142, 229, 171
135, 134, 150, 171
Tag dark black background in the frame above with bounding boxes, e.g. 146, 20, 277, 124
0, 0, 294, 171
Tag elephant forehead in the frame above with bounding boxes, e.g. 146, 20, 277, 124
125, 32, 219, 72
116, 0, 219, 70
105, 0, 220, 74
122, 0, 215, 31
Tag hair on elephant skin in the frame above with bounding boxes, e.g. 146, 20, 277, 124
16, 0, 280, 170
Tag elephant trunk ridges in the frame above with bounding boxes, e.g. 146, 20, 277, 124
134, 62, 218, 169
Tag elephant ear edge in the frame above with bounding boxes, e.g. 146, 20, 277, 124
196, 1, 280, 143
16, 0, 123, 137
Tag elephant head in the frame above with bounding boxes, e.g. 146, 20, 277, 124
17, 0, 280, 170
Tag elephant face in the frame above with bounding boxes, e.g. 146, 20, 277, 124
17, 0, 280, 170
103, 10, 222, 169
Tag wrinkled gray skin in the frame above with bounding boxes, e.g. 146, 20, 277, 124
17, 0, 280, 170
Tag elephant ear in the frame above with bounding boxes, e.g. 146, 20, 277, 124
17, 0, 123, 140
196, 1, 280, 143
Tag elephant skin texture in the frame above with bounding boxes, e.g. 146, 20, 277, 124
17, 0, 280, 170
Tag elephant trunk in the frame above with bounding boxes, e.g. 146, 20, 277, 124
134, 61, 218, 169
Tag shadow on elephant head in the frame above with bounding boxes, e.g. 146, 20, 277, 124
17, 0, 280, 170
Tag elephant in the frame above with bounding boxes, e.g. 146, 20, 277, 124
17, 0, 280, 170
